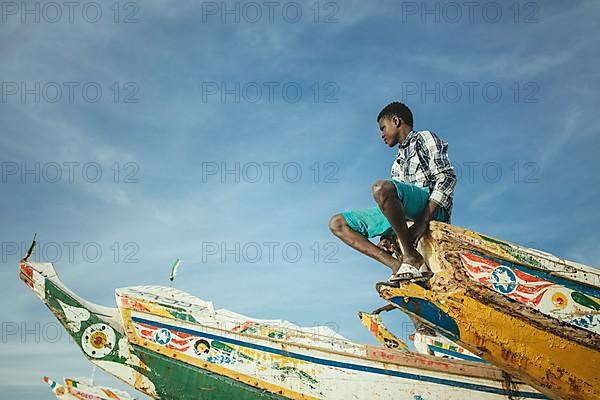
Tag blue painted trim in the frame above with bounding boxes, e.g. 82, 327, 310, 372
427, 345, 487, 364
471, 251, 600, 299
388, 296, 460, 339
132, 316, 547, 399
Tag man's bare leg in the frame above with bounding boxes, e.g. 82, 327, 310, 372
372, 180, 423, 268
329, 214, 401, 273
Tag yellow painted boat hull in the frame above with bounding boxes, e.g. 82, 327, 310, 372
378, 222, 600, 400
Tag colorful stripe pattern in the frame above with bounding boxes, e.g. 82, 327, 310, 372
461, 251, 600, 334
130, 316, 323, 395
461, 252, 554, 305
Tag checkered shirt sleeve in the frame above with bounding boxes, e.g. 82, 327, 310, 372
417, 131, 456, 214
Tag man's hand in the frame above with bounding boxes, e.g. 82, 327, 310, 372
377, 236, 402, 261
377, 237, 395, 253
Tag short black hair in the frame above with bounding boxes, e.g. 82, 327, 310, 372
377, 102, 413, 127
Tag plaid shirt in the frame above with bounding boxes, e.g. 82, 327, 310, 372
391, 130, 457, 219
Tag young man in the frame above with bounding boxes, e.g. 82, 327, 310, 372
329, 102, 457, 281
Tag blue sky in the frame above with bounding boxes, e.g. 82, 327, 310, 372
1, 0, 599, 397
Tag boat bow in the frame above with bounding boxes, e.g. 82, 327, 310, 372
378, 222, 600, 400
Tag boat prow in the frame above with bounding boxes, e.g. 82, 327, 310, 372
378, 221, 600, 400
19, 260, 158, 398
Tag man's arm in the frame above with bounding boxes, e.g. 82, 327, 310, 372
410, 131, 457, 244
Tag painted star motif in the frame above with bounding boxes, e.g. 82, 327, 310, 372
155, 329, 171, 345
492, 268, 516, 293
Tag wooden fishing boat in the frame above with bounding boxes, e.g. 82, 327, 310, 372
20, 256, 545, 400
43, 375, 134, 399
377, 221, 600, 400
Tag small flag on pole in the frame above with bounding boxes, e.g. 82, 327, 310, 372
169, 259, 182, 282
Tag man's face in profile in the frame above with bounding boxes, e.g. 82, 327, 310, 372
378, 116, 401, 147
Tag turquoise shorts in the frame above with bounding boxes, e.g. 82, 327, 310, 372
342, 180, 448, 238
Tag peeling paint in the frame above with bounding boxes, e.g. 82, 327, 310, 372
57, 299, 91, 333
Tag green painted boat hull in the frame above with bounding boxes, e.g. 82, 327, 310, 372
132, 345, 286, 400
